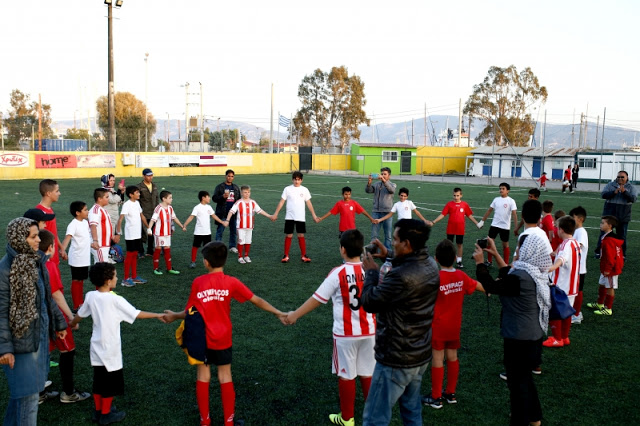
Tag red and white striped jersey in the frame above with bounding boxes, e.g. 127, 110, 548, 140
552, 238, 581, 296
313, 262, 376, 338
151, 204, 176, 237
89, 204, 112, 247
229, 199, 262, 229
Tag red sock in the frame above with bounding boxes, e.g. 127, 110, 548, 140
573, 291, 584, 315
191, 247, 198, 262
196, 381, 210, 425
488, 253, 493, 263
550, 319, 562, 340
298, 236, 306, 256
153, 248, 161, 270
124, 252, 137, 279
131, 253, 138, 278
445, 360, 460, 395
164, 248, 172, 270
237, 244, 244, 258
604, 294, 615, 309
101, 397, 113, 415
337, 379, 356, 421
360, 376, 371, 401
220, 382, 235, 425
561, 317, 572, 339
93, 394, 102, 411
503, 247, 510, 263
284, 236, 292, 256
597, 285, 606, 304
431, 366, 444, 399
244, 244, 251, 256
71, 280, 84, 309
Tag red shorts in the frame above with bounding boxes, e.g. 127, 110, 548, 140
432, 339, 460, 351
49, 313, 75, 352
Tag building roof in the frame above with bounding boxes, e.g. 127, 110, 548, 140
471, 146, 581, 157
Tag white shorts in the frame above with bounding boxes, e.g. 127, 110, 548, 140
91, 247, 111, 264
599, 274, 618, 289
154, 235, 171, 248
237, 228, 253, 245
332, 336, 376, 380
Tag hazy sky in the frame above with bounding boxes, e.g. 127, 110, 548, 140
2, 0, 638, 133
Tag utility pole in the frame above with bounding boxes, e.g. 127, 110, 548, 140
38, 94, 42, 151
424, 104, 427, 146
578, 113, 584, 148
583, 104, 589, 148
594, 116, 600, 149
200, 82, 204, 152
458, 98, 462, 147
571, 109, 575, 148
542, 110, 547, 151
107, 1, 116, 151
185, 82, 189, 152
144, 53, 149, 152
269, 84, 274, 154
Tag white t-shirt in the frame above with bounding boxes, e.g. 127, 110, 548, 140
191, 203, 215, 235
282, 185, 311, 221
520, 226, 553, 255
120, 200, 143, 240
573, 227, 588, 274
66, 218, 91, 267
391, 200, 416, 220
490, 196, 517, 230
77, 290, 140, 372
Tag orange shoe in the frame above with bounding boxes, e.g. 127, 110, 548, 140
542, 337, 564, 348
563, 338, 570, 346
301, 255, 312, 263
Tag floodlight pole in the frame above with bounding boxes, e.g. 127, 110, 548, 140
107, 1, 117, 151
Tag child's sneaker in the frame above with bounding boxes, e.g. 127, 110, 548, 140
98, 408, 126, 425
131, 276, 147, 284
499, 372, 507, 381
456, 261, 463, 269
563, 338, 571, 346
443, 393, 457, 404
243, 256, 251, 263
238, 257, 246, 264
153, 269, 163, 275
60, 390, 91, 403
189, 262, 196, 269
301, 255, 312, 263
587, 302, 604, 310
121, 278, 136, 288
594, 307, 612, 316
39, 390, 59, 404
229, 247, 239, 254
328, 412, 354, 426
281, 255, 290, 263
532, 366, 542, 375
571, 312, 583, 324
542, 337, 564, 348
421, 394, 443, 409
167, 269, 180, 275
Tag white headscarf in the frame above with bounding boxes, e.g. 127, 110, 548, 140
511, 234, 552, 333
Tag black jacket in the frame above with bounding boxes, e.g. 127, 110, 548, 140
212, 182, 241, 217
137, 181, 159, 221
361, 248, 439, 368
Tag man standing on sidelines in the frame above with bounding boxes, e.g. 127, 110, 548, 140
365, 167, 396, 251
595, 170, 637, 258
137, 168, 159, 257
213, 169, 241, 254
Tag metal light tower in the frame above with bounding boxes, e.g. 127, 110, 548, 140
144, 52, 149, 151
105, 0, 123, 151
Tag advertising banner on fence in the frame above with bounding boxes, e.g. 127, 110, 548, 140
35, 153, 78, 168
199, 155, 227, 167
0, 153, 29, 167
77, 154, 116, 168
136, 155, 169, 168
169, 155, 200, 167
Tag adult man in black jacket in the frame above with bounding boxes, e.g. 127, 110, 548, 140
137, 168, 159, 256
360, 219, 439, 425
212, 170, 241, 253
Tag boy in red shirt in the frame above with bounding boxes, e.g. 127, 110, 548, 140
163, 242, 286, 426
422, 239, 484, 408
317, 186, 375, 238
537, 172, 548, 191
539, 200, 554, 242
587, 216, 624, 316
550, 210, 566, 254
430, 187, 481, 268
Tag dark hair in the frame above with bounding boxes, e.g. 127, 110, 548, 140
542, 200, 554, 214
160, 190, 171, 201
339, 229, 364, 258
380, 167, 391, 174
126, 185, 139, 198
528, 188, 541, 199
453, 187, 462, 193
556, 215, 576, 235
38, 229, 55, 252
89, 262, 116, 288
435, 239, 456, 268
70, 201, 86, 217
554, 210, 566, 220
569, 206, 587, 220
399, 187, 409, 196
202, 242, 227, 268
342, 186, 352, 194
522, 200, 542, 224
394, 219, 430, 252
225, 169, 235, 177
292, 171, 303, 180
499, 182, 510, 191
240, 185, 251, 192
602, 215, 618, 230
39, 179, 58, 196
94, 188, 109, 201
198, 191, 210, 201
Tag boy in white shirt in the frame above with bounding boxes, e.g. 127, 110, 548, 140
569, 206, 588, 324
61, 201, 92, 310
147, 190, 186, 276
116, 186, 150, 287
273, 171, 319, 263
183, 191, 225, 269
375, 187, 428, 223
479, 182, 518, 266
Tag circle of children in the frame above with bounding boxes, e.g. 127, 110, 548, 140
3, 165, 626, 426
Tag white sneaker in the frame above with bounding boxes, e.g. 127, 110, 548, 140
237, 257, 246, 264
571, 311, 583, 324
229, 247, 238, 253
243, 256, 251, 263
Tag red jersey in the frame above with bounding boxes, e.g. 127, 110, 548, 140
600, 232, 624, 276
46, 260, 64, 294
329, 200, 365, 232
539, 214, 554, 242
185, 272, 254, 350
229, 199, 263, 229
551, 226, 562, 252
88, 204, 112, 248
552, 238, 580, 296
441, 201, 473, 235
538, 175, 548, 186
37, 204, 60, 265
432, 269, 477, 341
152, 204, 175, 237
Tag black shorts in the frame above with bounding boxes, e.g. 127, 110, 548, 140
579, 273, 586, 291
192, 234, 212, 248
70, 266, 89, 281
93, 366, 124, 397
488, 226, 510, 242
447, 234, 464, 244
205, 347, 232, 366
126, 239, 143, 252
284, 220, 306, 235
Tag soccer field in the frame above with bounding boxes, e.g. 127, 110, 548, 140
0, 174, 638, 425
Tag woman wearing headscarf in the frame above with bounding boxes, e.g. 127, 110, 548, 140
0, 217, 67, 425
101, 173, 125, 235
473, 234, 551, 426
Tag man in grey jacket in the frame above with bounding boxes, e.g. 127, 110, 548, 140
365, 167, 396, 250
595, 170, 637, 257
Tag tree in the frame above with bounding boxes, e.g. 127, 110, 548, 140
294, 66, 370, 152
207, 129, 239, 152
464, 65, 547, 146
96, 91, 157, 151
64, 128, 91, 140
3, 89, 54, 148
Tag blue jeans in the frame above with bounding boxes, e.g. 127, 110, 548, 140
362, 362, 428, 426
371, 212, 393, 251
215, 212, 237, 248
4, 393, 38, 426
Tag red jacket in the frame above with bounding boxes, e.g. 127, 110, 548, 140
600, 233, 624, 276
